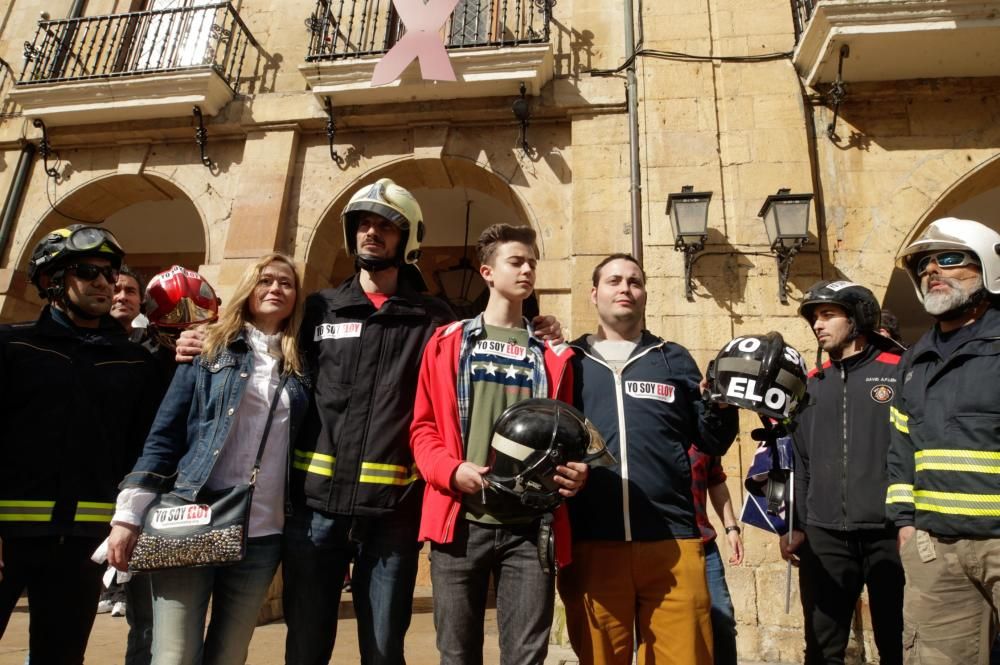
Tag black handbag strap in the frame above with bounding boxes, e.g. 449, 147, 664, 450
249, 372, 290, 487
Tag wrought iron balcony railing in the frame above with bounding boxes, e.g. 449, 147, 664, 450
18, 3, 261, 94
305, 0, 553, 61
792, 0, 818, 43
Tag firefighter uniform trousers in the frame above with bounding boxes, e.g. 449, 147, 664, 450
900, 529, 1000, 665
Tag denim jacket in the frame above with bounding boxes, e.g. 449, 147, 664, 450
121, 331, 310, 502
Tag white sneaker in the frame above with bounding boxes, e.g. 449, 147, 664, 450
96, 599, 113, 614
111, 601, 126, 617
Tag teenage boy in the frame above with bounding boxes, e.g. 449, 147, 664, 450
410, 223, 588, 665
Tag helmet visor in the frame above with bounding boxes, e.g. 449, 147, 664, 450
581, 418, 616, 468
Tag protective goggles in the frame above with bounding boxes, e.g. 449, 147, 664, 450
915, 250, 980, 276
64, 226, 124, 255
65, 263, 120, 283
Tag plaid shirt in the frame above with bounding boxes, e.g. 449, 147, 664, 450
689, 447, 727, 544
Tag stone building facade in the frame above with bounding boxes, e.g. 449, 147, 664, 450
1, 0, 998, 661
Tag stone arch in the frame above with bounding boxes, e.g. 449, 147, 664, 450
881, 153, 1000, 343
1, 171, 209, 321
301, 155, 539, 294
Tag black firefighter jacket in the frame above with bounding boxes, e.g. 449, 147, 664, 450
292, 274, 453, 518
792, 342, 903, 532
886, 304, 1000, 538
0, 306, 163, 539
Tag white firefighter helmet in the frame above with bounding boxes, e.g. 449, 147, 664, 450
341, 178, 425, 265
897, 217, 1000, 301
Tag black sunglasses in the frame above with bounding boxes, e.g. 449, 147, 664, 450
65, 263, 119, 283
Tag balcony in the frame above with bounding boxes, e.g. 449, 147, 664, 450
8, 3, 262, 126
793, 0, 1000, 87
299, 0, 555, 106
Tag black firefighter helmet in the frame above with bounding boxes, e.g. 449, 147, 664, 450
706, 332, 809, 422
484, 399, 615, 514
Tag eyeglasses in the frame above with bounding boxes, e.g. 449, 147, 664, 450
65, 263, 120, 283
915, 250, 980, 276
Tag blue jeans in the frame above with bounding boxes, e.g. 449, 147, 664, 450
149, 536, 281, 665
704, 541, 738, 665
282, 507, 421, 665
430, 519, 554, 665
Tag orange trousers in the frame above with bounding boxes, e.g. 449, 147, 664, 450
557, 539, 713, 665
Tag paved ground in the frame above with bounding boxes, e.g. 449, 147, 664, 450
0, 588, 787, 664
0, 586, 580, 665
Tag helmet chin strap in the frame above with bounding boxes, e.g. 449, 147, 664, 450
355, 254, 400, 273
935, 287, 988, 322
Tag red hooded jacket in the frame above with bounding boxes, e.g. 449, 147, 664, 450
410, 318, 576, 567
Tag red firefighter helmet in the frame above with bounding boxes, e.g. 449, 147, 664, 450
144, 265, 219, 329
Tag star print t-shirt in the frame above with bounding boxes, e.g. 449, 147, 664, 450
463, 324, 535, 524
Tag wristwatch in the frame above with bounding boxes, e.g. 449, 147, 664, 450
724, 525, 741, 535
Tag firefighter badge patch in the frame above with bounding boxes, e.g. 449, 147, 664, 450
871, 384, 894, 403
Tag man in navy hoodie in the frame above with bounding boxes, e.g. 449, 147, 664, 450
559, 253, 739, 665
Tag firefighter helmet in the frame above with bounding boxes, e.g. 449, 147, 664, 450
897, 217, 1000, 300
798, 280, 881, 335
144, 265, 219, 329
341, 178, 425, 266
28, 225, 125, 294
484, 399, 614, 513
706, 332, 808, 421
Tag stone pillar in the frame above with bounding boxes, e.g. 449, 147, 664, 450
216, 128, 300, 301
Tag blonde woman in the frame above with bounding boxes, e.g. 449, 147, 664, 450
107, 253, 310, 665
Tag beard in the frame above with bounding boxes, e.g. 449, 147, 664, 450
922, 273, 984, 318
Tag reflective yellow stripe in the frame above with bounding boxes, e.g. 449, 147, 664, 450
914, 449, 1000, 474
359, 462, 418, 486
0, 500, 55, 522
292, 449, 336, 478
889, 406, 910, 434
913, 489, 1000, 517
74, 502, 114, 523
885, 483, 914, 504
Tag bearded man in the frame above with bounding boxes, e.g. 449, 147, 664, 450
887, 217, 1000, 665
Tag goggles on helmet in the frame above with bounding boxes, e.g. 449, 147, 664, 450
915, 250, 980, 276
64, 263, 120, 284
64, 226, 124, 256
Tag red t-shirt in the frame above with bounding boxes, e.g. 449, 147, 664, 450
365, 291, 389, 309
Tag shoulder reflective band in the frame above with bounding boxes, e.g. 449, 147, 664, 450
359, 462, 418, 486
890, 406, 909, 434
714, 357, 805, 398
292, 449, 336, 477
913, 489, 1000, 517
915, 449, 1000, 474
885, 483, 914, 504
0, 500, 55, 522
74, 501, 114, 522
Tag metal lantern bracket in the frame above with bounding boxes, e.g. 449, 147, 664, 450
32, 118, 60, 179
193, 106, 212, 169
774, 243, 801, 306
324, 97, 342, 164
679, 242, 704, 302
512, 82, 531, 153
826, 44, 850, 141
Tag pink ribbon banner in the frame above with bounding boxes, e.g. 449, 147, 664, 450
371, 0, 461, 86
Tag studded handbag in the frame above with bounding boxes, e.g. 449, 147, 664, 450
129, 374, 288, 573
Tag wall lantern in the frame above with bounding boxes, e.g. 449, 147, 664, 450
758, 188, 814, 305
666, 185, 712, 301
